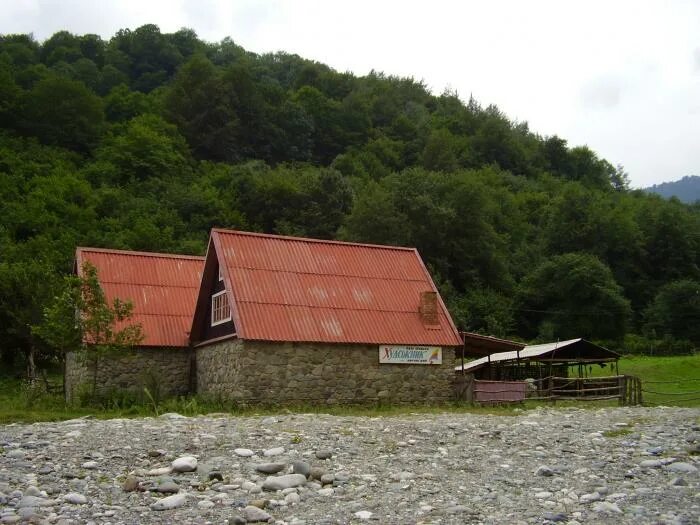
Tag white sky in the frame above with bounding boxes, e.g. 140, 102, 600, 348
2, 0, 699, 187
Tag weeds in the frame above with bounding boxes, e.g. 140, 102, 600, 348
602, 428, 633, 438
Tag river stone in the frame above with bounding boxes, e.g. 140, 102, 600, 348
209, 471, 224, 481
640, 459, 663, 468
262, 474, 307, 491
355, 510, 373, 520
255, 463, 286, 474
172, 456, 198, 472
666, 462, 698, 473
580, 492, 601, 503
234, 448, 255, 457
147, 467, 172, 476
263, 447, 284, 457
242, 505, 272, 522
670, 476, 688, 486
315, 450, 333, 460
285, 492, 301, 504
150, 493, 187, 511
63, 492, 87, 504
17, 508, 43, 522
535, 465, 553, 476
122, 476, 139, 492
155, 481, 180, 494
309, 466, 325, 481
241, 481, 259, 492
18, 495, 51, 508
292, 461, 311, 477
543, 513, 568, 522
593, 501, 622, 513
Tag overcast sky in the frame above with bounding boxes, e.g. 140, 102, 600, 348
3, 0, 699, 187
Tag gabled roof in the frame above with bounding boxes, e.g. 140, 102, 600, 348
76, 247, 204, 347
191, 229, 462, 346
455, 338, 620, 372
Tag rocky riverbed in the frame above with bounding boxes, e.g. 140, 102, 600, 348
1, 406, 698, 524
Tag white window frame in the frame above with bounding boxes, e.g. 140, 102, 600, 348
218, 266, 224, 282
211, 290, 231, 326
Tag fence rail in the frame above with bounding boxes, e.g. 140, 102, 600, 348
455, 375, 643, 405
639, 379, 700, 403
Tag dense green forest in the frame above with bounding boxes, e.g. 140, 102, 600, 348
1, 25, 698, 373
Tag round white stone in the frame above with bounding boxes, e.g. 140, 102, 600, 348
171, 456, 198, 473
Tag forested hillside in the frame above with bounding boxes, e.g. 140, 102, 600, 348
1, 25, 699, 371
646, 175, 700, 204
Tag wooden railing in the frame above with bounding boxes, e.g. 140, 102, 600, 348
455, 375, 643, 405
531, 375, 641, 405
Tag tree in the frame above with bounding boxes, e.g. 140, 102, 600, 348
21, 76, 104, 152
643, 280, 700, 344
422, 128, 458, 172
164, 54, 238, 160
0, 261, 59, 379
517, 253, 631, 341
95, 114, 191, 182
34, 262, 143, 395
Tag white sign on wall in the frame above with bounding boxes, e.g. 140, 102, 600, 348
379, 345, 442, 365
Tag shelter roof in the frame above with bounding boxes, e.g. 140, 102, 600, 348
460, 331, 524, 357
75, 247, 204, 347
455, 338, 620, 372
192, 229, 462, 346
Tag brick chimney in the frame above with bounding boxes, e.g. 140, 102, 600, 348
419, 291, 439, 325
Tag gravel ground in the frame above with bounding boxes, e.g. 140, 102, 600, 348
1, 406, 699, 524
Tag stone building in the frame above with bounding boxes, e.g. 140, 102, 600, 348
66, 230, 463, 405
65, 248, 204, 402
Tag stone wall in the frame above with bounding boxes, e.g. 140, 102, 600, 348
196, 339, 457, 405
64, 347, 192, 403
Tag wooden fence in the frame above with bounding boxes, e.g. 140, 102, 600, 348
455, 374, 643, 405
531, 375, 642, 405
640, 378, 700, 404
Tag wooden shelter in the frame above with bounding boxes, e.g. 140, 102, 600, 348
455, 338, 621, 381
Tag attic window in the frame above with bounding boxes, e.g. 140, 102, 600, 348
218, 266, 223, 282
211, 290, 231, 326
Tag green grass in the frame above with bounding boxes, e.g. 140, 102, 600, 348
0, 374, 522, 424
1, 354, 698, 424
587, 354, 700, 407
602, 428, 633, 438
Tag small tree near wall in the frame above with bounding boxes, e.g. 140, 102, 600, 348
34, 261, 143, 397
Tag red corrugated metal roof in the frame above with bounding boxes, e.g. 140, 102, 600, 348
212, 230, 462, 346
76, 248, 204, 347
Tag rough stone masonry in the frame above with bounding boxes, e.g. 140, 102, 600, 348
1, 406, 698, 524
195, 340, 456, 405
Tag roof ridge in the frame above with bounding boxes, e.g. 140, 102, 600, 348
524, 338, 582, 348
126, 313, 193, 317
212, 228, 417, 252
100, 281, 200, 289
226, 267, 426, 281
77, 247, 205, 260
236, 300, 450, 314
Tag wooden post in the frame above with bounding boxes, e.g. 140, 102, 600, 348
619, 376, 625, 406
637, 377, 642, 405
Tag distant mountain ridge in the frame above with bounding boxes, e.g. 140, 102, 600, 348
645, 175, 700, 203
